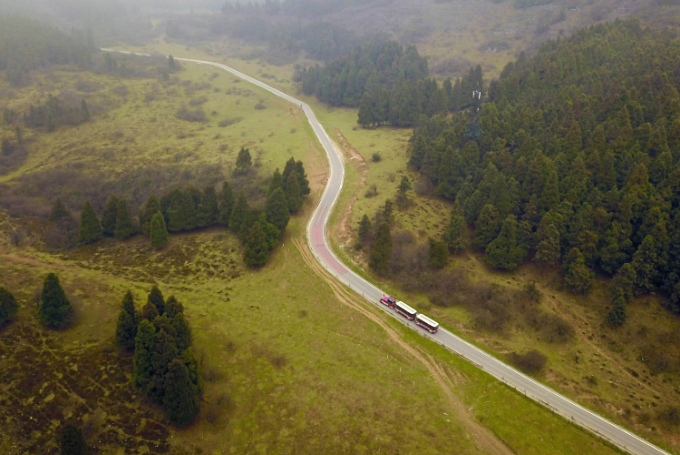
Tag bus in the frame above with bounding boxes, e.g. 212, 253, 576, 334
395, 301, 417, 321
416, 314, 440, 334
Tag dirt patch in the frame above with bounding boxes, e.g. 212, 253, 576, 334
293, 237, 514, 455
332, 129, 368, 246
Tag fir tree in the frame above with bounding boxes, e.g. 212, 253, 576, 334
165, 296, 184, 319
101, 195, 119, 237
133, 320, 156, 395
77, 201, 102, 245
295, 161, 311, 196
114, 199, 135, 240
369, 222, 392, 274
443, 207, 468, 253
269, 168, 284, 195
285, 171, 302, 214
163, 359, 200, 426
39, 273, 72, 328
234, 147, 252, 174
606, 296, 627, 327
265, 188, 290, 234
358, 214, 372, 243
148, 329, 178, 402
49, 199, 71, 223
282, 158, 296, 184
429, 238, 449, 269
180, 348, 204, 395
473, 204, 501, 250
534, 223, 561, 266
147, 286, 165, 315
197, 185, 219, 228
218, 181, 235, 227
485, 215, 525, 270
0, 286, 19, 328
611, 263, 635, 303
168, 55, 176, 70
81, 99, 90, 122
396, 176, 411, 209
139, 195, 161, 235
243, 221, 270, 266
150, 211, 169, 250
229, 191, 249, 233
172, 313, 193, 351
140, 302, 159, 322
116, 291, 139, 350
564, 248, 594, 295
60, 424, 88, 455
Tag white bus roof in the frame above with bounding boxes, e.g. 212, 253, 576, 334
416, 313, 439, 328
395, 301, 417, 315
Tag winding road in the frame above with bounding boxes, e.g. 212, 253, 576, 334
103, 49, 671, 455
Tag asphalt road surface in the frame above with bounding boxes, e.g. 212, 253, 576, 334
104, 50, 671, 455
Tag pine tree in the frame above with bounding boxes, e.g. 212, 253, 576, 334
165, 296, 184, 319
611, 263, 635, 303
140, 302, 159, 322
534, 223, 561, 266
282, 158, 296, 184
235, 147, 252, 174
139, 195, 161, 235
285, 171, 302, 214
147, 285, 165, 315
150, 211, 169, 250
269, 168, 284, 195
429, 238, 449, 269
606, 295, 627, 327
229, 191, 249, 233
266, 188, 290, 234
295, 161, 311, 196
369, 222, 392, 274
396, 176, 411, 209
49, 199, 71, 223
180, 348, 204, 395
0, 286, 19, 328
114, 199, 135, 240
541, 169, 560, 212
485, 215, 525, 270
60, 424, 88, 455
101, 195, 119, 237
133, 320, 156, 394
116, 291, 139, 350
358, 214, 372, 243
197, 185, 219, 227
163, 359, 200, 426
473, 204, 501, 250
243, 221, 270, 266
564, 248, 594, 295
77, 201, 102, 245
442, 208, 468, 253
172, 313, 193, 351
148, 329, 179, 402
39, 273, 72, 328
218, 181, 235, 227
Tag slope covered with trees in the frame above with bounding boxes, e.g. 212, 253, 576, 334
409, 19, 680, 315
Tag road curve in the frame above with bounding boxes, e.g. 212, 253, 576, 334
104, 50, 671, 455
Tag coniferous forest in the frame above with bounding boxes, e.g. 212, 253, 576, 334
408, 19, 680, 315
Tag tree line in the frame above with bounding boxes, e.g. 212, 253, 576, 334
66, 151, 310, 267
407, 19, 680, 324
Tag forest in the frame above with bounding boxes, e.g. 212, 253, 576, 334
407, 19, 680, 320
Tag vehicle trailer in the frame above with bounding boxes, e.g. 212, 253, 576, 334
415, 313, 439, 333
395, 301, 417, 321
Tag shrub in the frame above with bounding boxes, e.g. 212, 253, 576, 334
364, 184, 378, 198
218, 117, 243, 128
371, 152, 382, 162
189, 96, 208, 106
508, 350, 547, 375
176, 106, 207, 122
254, 102, 266, 110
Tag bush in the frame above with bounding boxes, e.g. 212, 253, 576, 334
527, 312, 574, 343
364, 184, 378, 198
189, 96, 208, 107
254, 102, 266, 110
371, 152, 382, 162
218, 117, 243, 128
508, 350, 547, 375
176, 106, 207, 122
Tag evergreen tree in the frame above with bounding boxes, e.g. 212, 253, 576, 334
473, 204, 501, 250
429, 238, 449, 269
180, 348, 204, 395
168, 55, 176, 70
140, 302, 159, 322
101, 195, 119, 237
197, 185, 219, 227
606, 296, 628, 327
285, 171, 302, 214
282, 158, 296, 184
485, 215, 525, 270
165, 296, 184, 319
265, 188, 290, 234
256, 213, 281, 251
534, 223, 561, 266
60, 424, 88, 455
139, 195, 161, 235
611, 263, 636, 303
172, 313, 193, 351
150, 211, 169, 250
218, 181, 235, 227
396, 176, 411, 209
235, 147, 252, 174
114, 199, 135, 240
358, 214, 372, 243
116, 291, 139, 350
443, 207, 468, 253
564, 248, 594, 295
269, 168, 284, 195
631, 235, 662, 293
369, 222, 392, 274
39, 273, 72, 328
133, 320, 156, 395
0, 286, 19, 328
295, 161, 311, 196
148, 329, 179, 402
163, 359, 200, 426
49, 199, 71, 223
81, 99, 90, 122
229, 191, 249, 233
77, 201, 102, 245
147, 285, 165, 315
243, 220, 270, 266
